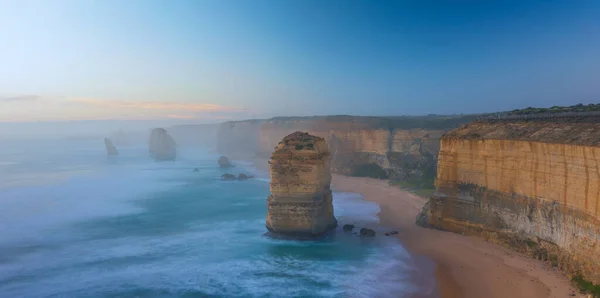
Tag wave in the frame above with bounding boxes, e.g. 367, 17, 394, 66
0, 142, 428, 298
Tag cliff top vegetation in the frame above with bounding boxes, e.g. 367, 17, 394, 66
446, 121, 600, 146
508, 103, 600, 115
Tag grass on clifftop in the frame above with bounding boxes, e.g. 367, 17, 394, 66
509, 103, 600, 115
573, 276, 600, 297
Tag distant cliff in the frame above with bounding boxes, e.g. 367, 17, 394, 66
418, 119, 600, 283
217, 115, 477, 187
168, 124, 218, 148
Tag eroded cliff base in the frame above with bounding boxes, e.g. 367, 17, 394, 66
418, 183, 600, 283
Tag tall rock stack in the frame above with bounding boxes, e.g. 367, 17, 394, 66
266, 131, 337, 236
104, 137, 119, 156
148, 128, 177, 161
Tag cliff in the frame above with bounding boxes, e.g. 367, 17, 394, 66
148, 128, 177, 161
217, 115, 476, 187
418, 120, 600, 283
266, 132, 337, 236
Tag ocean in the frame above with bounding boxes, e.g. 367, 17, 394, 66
0, 137, 434, 298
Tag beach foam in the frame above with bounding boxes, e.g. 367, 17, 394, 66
0, 139, 426, 297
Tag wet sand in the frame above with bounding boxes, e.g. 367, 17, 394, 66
332, 175, 579, 298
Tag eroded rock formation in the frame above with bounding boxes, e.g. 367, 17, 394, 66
217, 115, 476, 187
221, 173, 254, 181
218, 156, 232, 168
104, 137, 118, 156
266, 131, 337, 236
417, 120, 600, 283
221, 173, 237, 181
237, 173, 254, 180
148, 128, 176, 161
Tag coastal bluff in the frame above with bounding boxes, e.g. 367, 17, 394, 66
148, 128, 177, 161
417, 119, 600, 283
216, 115, 477, 185
266, 131, 337, 236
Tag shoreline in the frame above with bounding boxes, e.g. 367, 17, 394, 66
331, 175, 578, 298
244, 158, 577, 297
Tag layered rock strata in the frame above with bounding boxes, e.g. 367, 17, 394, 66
217, 115, 475, 184
418, 120, 600, 283
148, 128, 177, 161
266, 132, 337, 236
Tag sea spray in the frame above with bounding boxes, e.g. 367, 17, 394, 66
0, 138, 431, 297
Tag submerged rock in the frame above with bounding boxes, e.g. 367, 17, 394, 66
221, 173, 237, 181
104, 137, 118, 156
266, 131, 337, 236
148, 128, 176, 161
342, 224, 355, 232
237, 173, 254, 180
360, 228, 376, 237
218, 156, 232, 168
221, 173, 255, 181
384, 231, 399, 236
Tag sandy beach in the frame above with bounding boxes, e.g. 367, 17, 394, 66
332, 175, 579, 298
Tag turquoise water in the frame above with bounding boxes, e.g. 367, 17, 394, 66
0, 138, 434, 297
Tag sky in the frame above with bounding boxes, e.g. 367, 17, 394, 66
1, 0, 599, 125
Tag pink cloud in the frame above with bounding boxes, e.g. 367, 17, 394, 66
69, 98, 244, 112
167, 114, 197, 119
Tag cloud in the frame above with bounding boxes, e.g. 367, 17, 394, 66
167, 114, 197, 119
0, 95, 256, 122
69, 98, 244, 112
0, 95, 40, 102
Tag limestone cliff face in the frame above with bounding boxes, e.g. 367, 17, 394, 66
217, 116, 474, 183
266, 132, 337, 236
148, 128, 176, 161
418, 120, 600, 283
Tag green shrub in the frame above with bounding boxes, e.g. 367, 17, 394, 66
573, 275, 600, 297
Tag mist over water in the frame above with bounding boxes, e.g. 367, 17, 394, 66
0, 137, 432, 297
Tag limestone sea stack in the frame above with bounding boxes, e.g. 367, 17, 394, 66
104, 137, 118, 156
218, 156, 232, 168
148, 128, 176, 161
266, 131, 337, 236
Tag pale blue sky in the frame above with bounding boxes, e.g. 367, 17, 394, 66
1, 0, 599, 123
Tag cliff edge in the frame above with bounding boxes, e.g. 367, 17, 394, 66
418, 119, 600, 283
266, 131, 337, 236
217, 115, 476, 190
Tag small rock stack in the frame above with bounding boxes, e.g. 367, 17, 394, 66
266, 131, 337, 236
